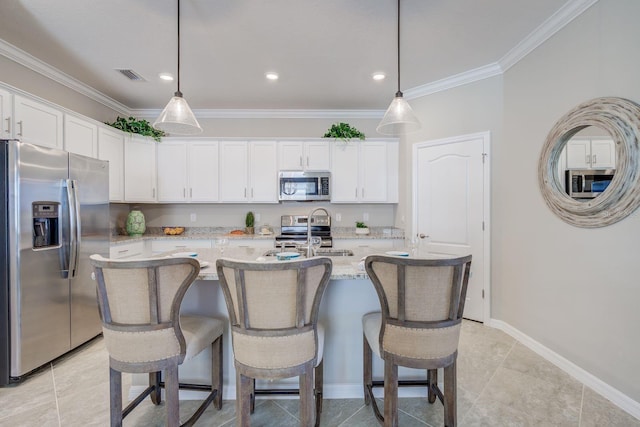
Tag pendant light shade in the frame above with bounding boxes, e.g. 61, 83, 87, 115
154, 0, 202, 135
377, 0, 421, 136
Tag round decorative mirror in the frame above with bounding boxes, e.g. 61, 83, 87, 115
538, 97, 640, 227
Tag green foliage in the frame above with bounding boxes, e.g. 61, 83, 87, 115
105, 116, 166, 142
323, 122, 366, 142
245, 211, 255, 227
356, 221, 368, 228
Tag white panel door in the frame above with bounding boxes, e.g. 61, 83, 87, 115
97, 127, 124, 201
414, 133, 488, 322
331, 143, 359, 202
360, 142, 387, 202
189, 141, 219, 202
305, 141, 331, 171
14, 95, 63, 149
124, 136, 157, 202
64, 114, 98, 157
566, 139, 590, 169
590, 139, 615, 168
278, 141, 304, 170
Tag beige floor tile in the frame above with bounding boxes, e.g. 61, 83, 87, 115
579, 387, 640, 427
0, 367, 57, 422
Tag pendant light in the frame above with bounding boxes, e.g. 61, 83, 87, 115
376, 0, 421, 136
154, 0, 202, 135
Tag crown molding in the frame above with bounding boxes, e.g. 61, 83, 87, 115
0, 38, 130, 115
498, 0, 600, 72
133, 108, 384, 120
404, 63, 503, 100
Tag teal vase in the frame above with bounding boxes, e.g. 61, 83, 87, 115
126, 210, 146, 237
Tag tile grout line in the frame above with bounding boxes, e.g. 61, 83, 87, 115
578, 384, 585, 426
337, 403, 368, 426
50, 362, 62, 427
459, 337, 518, 424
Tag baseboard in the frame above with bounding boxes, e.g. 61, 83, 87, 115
486, 318, 640, 420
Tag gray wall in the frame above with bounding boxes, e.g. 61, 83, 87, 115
497, 0, 640, 402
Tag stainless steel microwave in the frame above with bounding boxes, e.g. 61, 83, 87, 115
565, 169, 615, 199
279, 171, 330, 201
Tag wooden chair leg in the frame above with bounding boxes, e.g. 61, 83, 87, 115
236, 372, 252, 427
383, 362, 399, 427
299, 362, 314, 427
165, 365, 180, 427
212, 336, 223, 410
250, 378, 256, 414
428, 369, 438, 404
314, 359, 324, 427
444, 361, 457, 427
109, 367, 123, 427
363, 333, 373, 405
150, 371, 162, 405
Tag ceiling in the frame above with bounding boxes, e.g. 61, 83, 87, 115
0, 0, 580, 113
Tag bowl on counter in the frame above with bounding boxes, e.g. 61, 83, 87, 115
162, 226, 185, 235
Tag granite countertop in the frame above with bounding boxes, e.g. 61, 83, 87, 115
111, 226, 404, 245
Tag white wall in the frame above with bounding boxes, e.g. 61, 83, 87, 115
496, 0, 640, 402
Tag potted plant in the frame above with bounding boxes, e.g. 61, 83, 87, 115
355, 221, 370, 235
245, 211, 255, 234
105, 116, 166, 142
323, 122, 366, 145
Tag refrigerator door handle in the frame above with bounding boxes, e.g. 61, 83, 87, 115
65, 179, 80, 278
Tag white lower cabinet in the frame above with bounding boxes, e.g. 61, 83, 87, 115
333, 239, 396, 250
331, 140, 398, 203
110, 241, 146, 259
150, 239, 212, 256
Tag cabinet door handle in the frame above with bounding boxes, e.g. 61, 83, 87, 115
355, 188, 358, 198
183, 188, 186, 198
152, 188, 156, 198
4, 117, 10, 134
17, 120, 23, 136
244, 188, 247, 198
592, 154, 597, 164
118, 249, 129, 254
299, 156, 303, 167
251, 188, 254, 197
306, 157, 309, 167
190, 188, 193, 198
362, 188, 365, 198
586, 155, 590, 165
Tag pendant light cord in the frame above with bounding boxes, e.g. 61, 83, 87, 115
176, 0, 182, 97
396, 0, 402, 97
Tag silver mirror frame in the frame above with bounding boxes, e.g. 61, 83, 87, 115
538, 97, 640, 228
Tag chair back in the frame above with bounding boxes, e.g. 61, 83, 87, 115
216, 257, 332, 371
364, 255, 472, 366
90, 255, 200, 371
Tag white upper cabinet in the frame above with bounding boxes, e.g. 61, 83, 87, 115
219, 140, 278, 203
124, 135, 157, 202
278, 140, 331, 171
565, 138, 616, 169
331, 140, 398, 203
97, 127, 125, 202
0, 88, 12, 138
64, 114, 98, 157
157, 140, 219, 202
14, 95, 63, 149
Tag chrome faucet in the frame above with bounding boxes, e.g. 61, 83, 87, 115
307, 207, 330, 257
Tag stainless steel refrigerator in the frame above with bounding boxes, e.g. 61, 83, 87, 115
0, 139, 109, 385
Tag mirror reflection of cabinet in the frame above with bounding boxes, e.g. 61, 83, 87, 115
565, 138, 615, 169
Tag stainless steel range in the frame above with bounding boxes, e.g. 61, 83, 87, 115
275, 215, 332, 248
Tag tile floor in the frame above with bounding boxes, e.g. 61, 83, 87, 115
1, 320, 638, 426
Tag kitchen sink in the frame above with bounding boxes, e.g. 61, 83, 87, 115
263, 248, 354, 257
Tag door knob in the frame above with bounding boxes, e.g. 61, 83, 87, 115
419, 234, 429, 239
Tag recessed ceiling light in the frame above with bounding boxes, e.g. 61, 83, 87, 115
158, 73, 174, 81
265, 72, 279, 81
372, 72, 386, 81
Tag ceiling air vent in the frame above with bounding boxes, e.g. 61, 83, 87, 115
115, 69, 146, 82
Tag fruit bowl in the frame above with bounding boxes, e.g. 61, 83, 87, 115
162, 226, 185, 235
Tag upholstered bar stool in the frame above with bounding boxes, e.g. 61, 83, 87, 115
362, 254, 472, 427
90, 255, 224, 427
216, 257, 332, 427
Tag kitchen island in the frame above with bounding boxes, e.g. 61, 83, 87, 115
131, 244, 433, 401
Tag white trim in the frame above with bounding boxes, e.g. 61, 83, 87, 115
0, 39, 130, 115
404, 64, 503, 100
133, 108, 384, 120
412, 131, 492, 324
488, 318, 640, 420
498, 0, 600, 72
